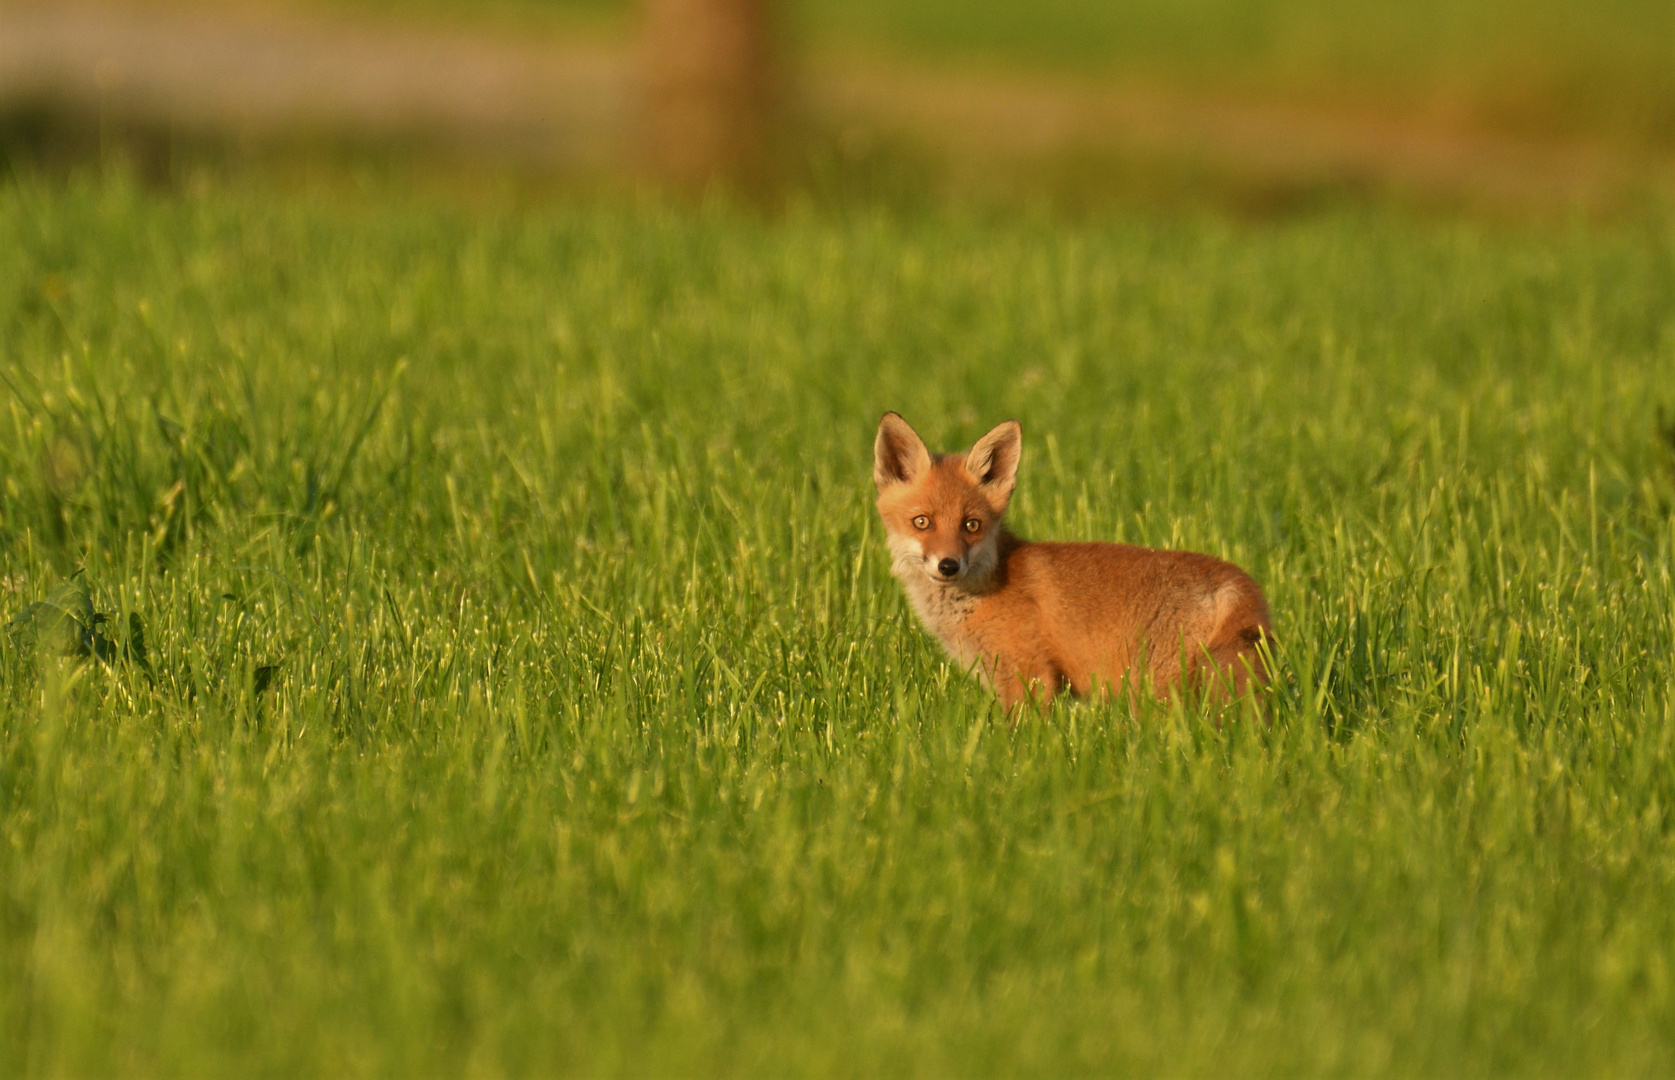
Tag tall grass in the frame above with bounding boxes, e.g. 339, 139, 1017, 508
2, 172, 1674, 1075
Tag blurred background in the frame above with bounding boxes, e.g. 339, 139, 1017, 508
1, 0, 1671, 213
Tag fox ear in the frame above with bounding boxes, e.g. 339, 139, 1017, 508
965, 420, 1022, 507
874, 412, 931, 492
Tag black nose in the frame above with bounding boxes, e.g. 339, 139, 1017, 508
937, 558, 961, 578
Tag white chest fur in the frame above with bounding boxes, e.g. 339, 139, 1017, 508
886, 533, 989, 670
894, 572, 983, 671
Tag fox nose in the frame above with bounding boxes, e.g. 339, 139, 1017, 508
937, 558, 961, 579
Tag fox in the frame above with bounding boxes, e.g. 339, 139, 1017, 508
873, 412, 1273, 712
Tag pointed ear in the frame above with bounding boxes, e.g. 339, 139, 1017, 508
874, 412, 931, 492
965, 420, 1022, 507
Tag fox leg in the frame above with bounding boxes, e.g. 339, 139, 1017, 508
1200, 624, 1272, 701
995, 662, 1061, 714
1201, 583, 1273, 696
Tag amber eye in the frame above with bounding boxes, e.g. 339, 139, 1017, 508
912, 515, 930, 530
964, 518, 982, 533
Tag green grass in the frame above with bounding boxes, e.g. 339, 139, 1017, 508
3, 171, 1675, 1076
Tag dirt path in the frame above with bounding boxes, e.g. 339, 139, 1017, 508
0, 1, 631, 167
2, 0, 1668, 208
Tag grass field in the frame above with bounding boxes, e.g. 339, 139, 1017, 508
3, 171, 1675, 1075
803, 0, 1674, 142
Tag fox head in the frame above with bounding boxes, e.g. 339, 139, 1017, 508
873, 412, 1022, 587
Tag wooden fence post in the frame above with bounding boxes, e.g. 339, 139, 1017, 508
641, 0, 775, 192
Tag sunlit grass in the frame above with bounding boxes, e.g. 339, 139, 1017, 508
2, 173, 1674, 1075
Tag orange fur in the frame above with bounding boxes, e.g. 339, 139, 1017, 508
873, 412, 1273, 712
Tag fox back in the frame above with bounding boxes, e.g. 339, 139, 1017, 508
873, 412, 1272, 711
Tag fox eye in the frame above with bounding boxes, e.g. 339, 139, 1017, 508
911, 515, 930, 530
964, 518, 982, 533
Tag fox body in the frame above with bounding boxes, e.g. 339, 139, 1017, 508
873, 412, 1272, 711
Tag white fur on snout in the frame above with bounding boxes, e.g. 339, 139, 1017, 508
887, 533, 957, 583
887, 533, 929, 579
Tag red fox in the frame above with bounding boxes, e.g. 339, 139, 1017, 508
873, 412, 1272, 711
